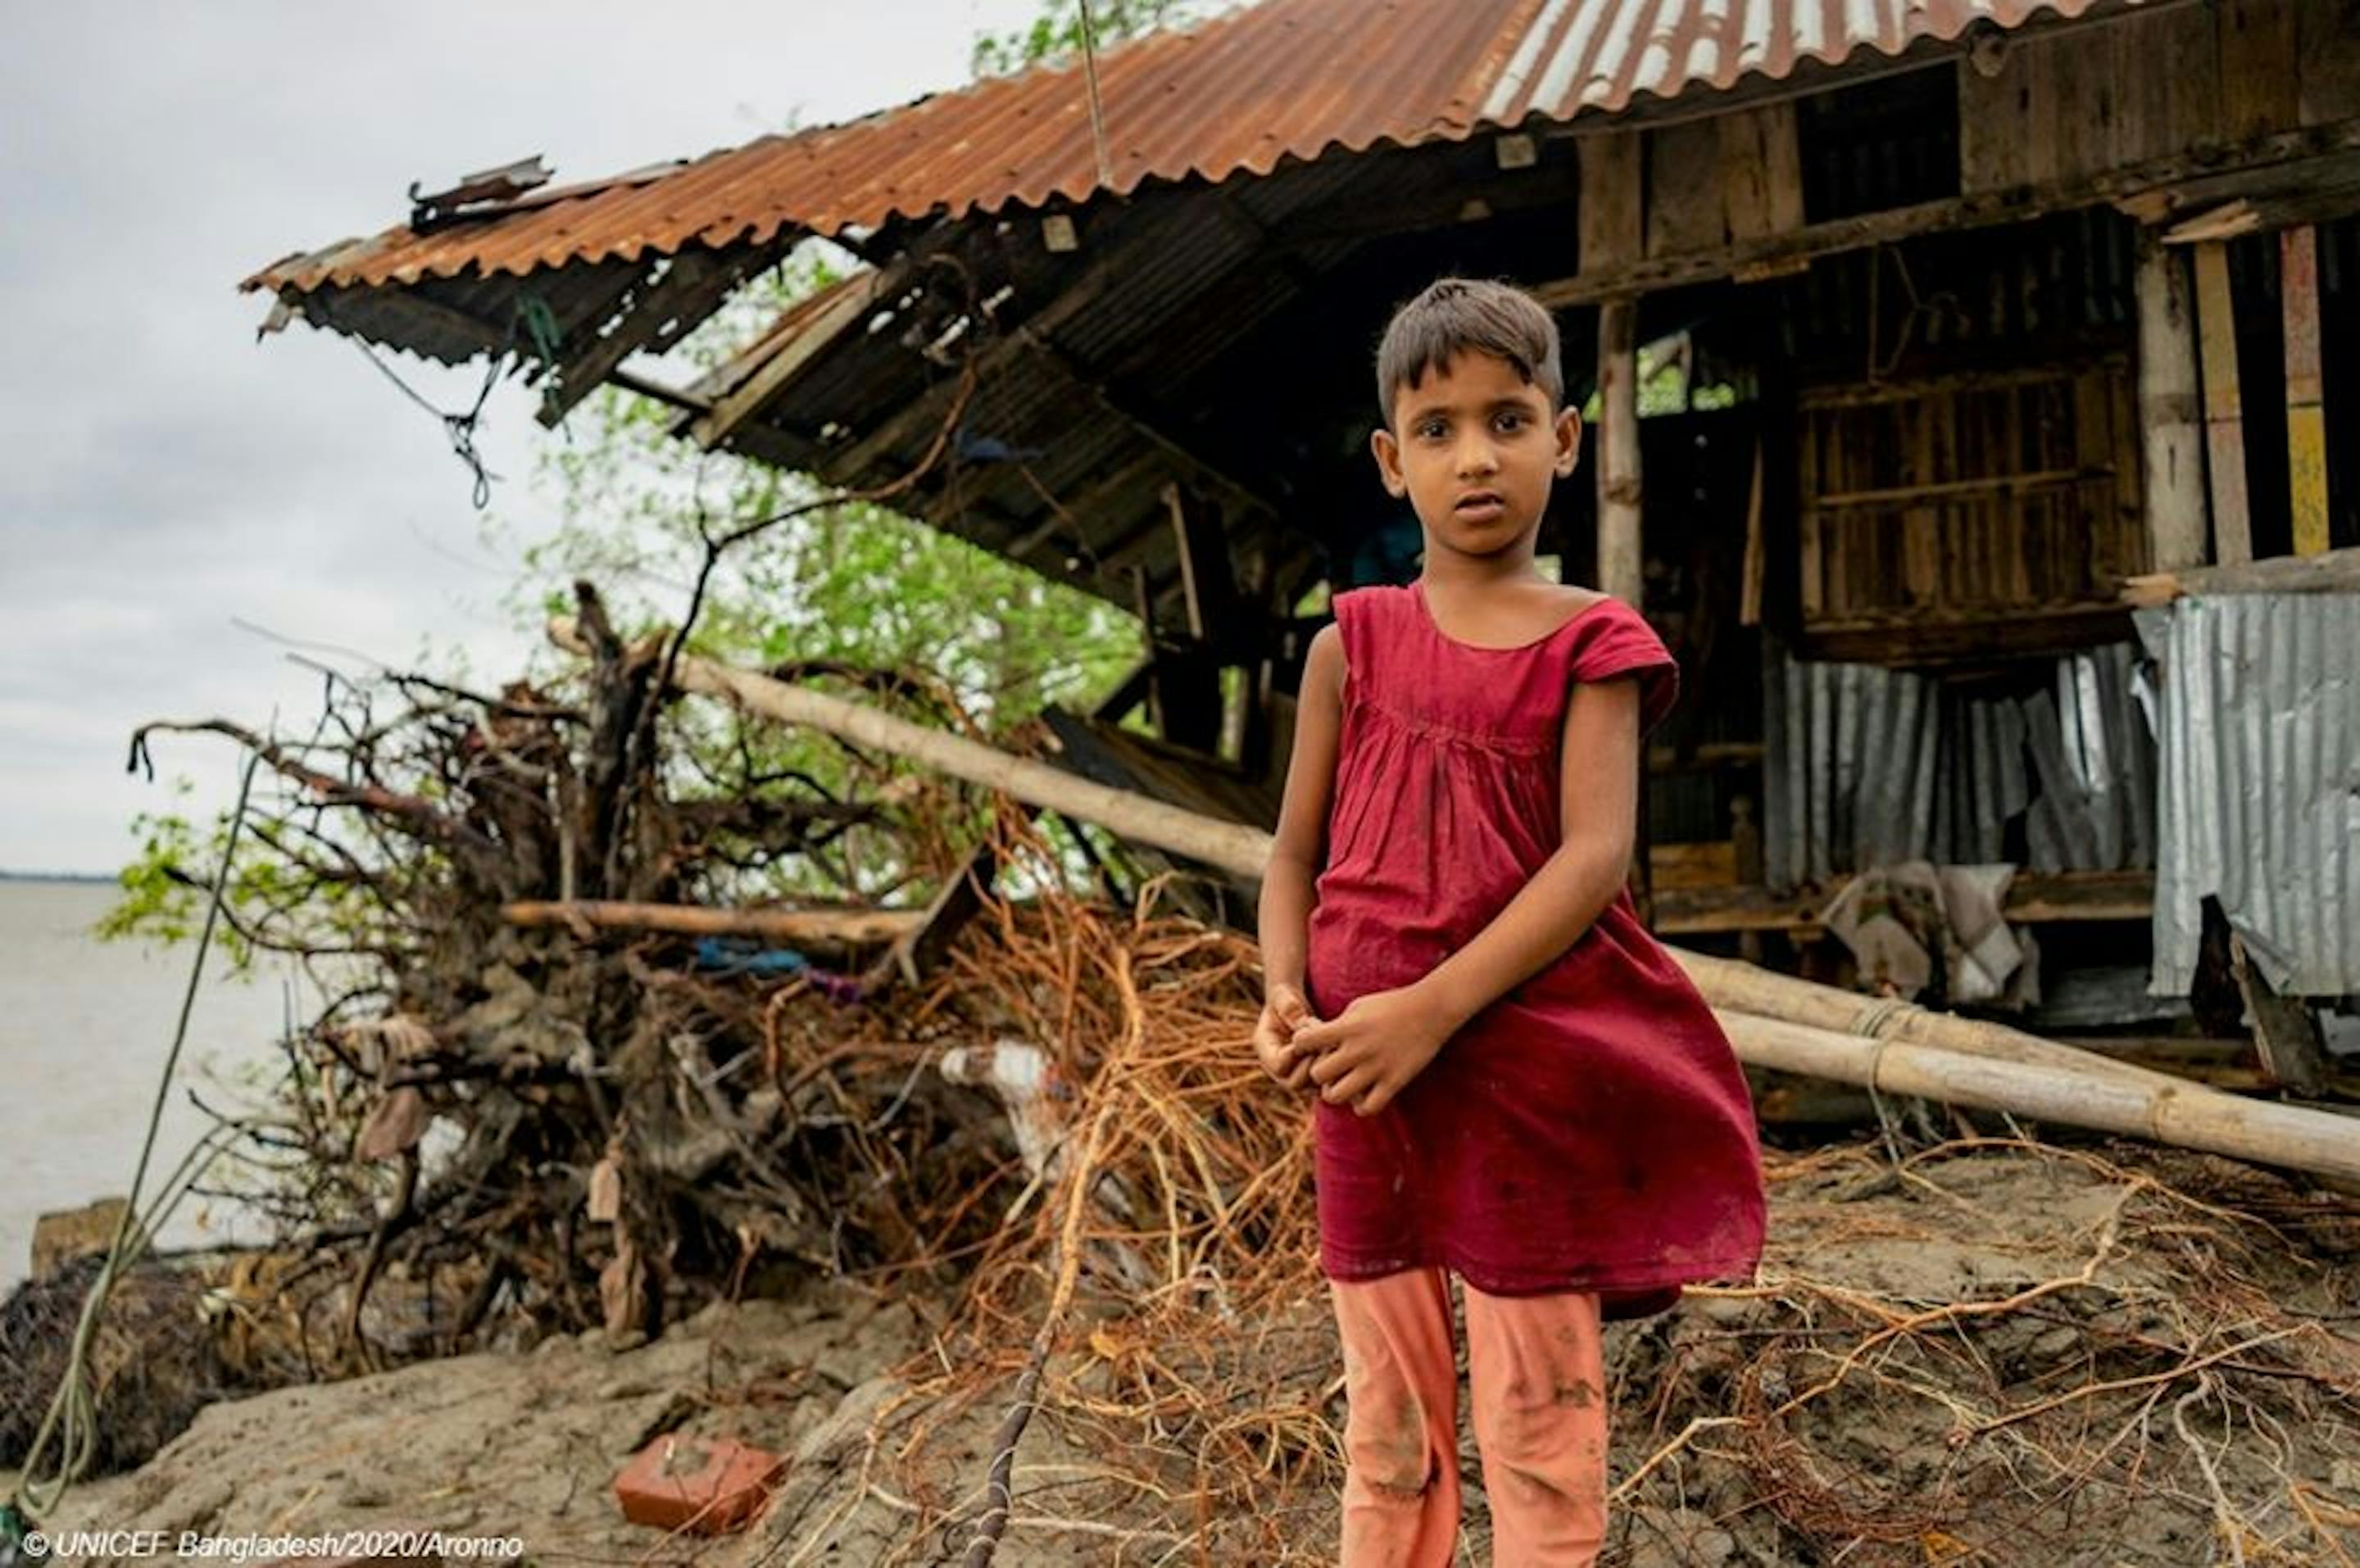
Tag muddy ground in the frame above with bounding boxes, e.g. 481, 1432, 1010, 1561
17, 1133, 2360, 1566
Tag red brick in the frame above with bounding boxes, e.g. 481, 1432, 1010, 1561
614, 1434, 786, 1534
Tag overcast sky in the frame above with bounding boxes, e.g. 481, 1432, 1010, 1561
0, 1, 1052, 874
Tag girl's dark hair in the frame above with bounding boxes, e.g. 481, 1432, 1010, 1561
1374, 277, 1563, 424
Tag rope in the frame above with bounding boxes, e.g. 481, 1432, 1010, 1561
9, 747, 265, 1521
350, 292, 559, 509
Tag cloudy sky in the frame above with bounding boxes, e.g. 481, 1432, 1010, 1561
0, 1, 1051, 874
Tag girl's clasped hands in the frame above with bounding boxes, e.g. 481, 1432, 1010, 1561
1254, 981, 1458, 1117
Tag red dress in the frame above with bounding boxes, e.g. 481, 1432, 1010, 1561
1304, 581, 1765, 1318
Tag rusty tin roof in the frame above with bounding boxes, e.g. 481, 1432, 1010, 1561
247, 0, 2120, 296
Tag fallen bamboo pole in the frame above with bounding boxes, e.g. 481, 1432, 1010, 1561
1669, 947, 2178, 1092
500, 898, 923, 948
548, 618, 1274, 877
1724, 1012, 2360, 1187
556, 627, 2360, 1181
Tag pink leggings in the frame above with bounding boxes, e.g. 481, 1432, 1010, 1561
1331, 1268, 1609, 1566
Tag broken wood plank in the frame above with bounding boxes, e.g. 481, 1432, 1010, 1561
2230, 931, 2335, 1096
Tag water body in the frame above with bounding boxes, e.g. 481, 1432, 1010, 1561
0, 879, 289, 1289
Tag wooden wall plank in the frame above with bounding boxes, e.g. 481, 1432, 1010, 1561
2109, 369, 2150, 577
1958, 47, 2040, 194
2279, 224, 2331, 555
2041, 29, 2105, 187
1649, 120, 1727, 257
2218, 0, 2302, 144
2135, 235, 2209, 570
1718, 102, 1804, 244
1579, 130, 1645, 275
2299, 0, 2360, 126
2192, 241, 2253, 564
2140, 3, 2225, 161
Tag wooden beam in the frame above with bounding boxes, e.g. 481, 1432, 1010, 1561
689, 265, 900, 449
2134, 233, 2209, 571
1595, 299, 1644, 606
1536, 117, 2360, 308
2190, 239, 2253, 565
2122, 543, 2360, 603
1164, 483, 1245, 642
2280, 223, 2331, 555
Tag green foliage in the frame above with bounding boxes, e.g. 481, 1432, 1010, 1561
971, 0, 1205, 78
100, 781, 211, 949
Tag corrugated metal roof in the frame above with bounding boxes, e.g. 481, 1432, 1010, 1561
2140, 594, 2360, 998
246, 0, 2123, 296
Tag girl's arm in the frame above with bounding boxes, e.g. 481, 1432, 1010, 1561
1300, 674, 1641, 1114
1254, 625, 1345, 1083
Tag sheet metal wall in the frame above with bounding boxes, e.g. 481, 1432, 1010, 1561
1764, 642, 2155, 888
2140, 595, 2360, 999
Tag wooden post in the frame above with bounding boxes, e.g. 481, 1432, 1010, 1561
1595, 298, 1645, 605
2191, 240, 2253, 564
2134, 234, 2209, 571
2280, 224, 2331, 555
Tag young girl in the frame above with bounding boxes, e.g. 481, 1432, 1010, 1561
1255, 279, 1767, 1566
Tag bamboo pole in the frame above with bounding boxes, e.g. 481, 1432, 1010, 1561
1668, 947, 2176, 1091
1724, 1012, 2360, 1188
547, 619, 1275, 877
501, 898, 922, 948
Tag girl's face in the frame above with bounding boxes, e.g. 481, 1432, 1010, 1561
1369, 349, 1581, 564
